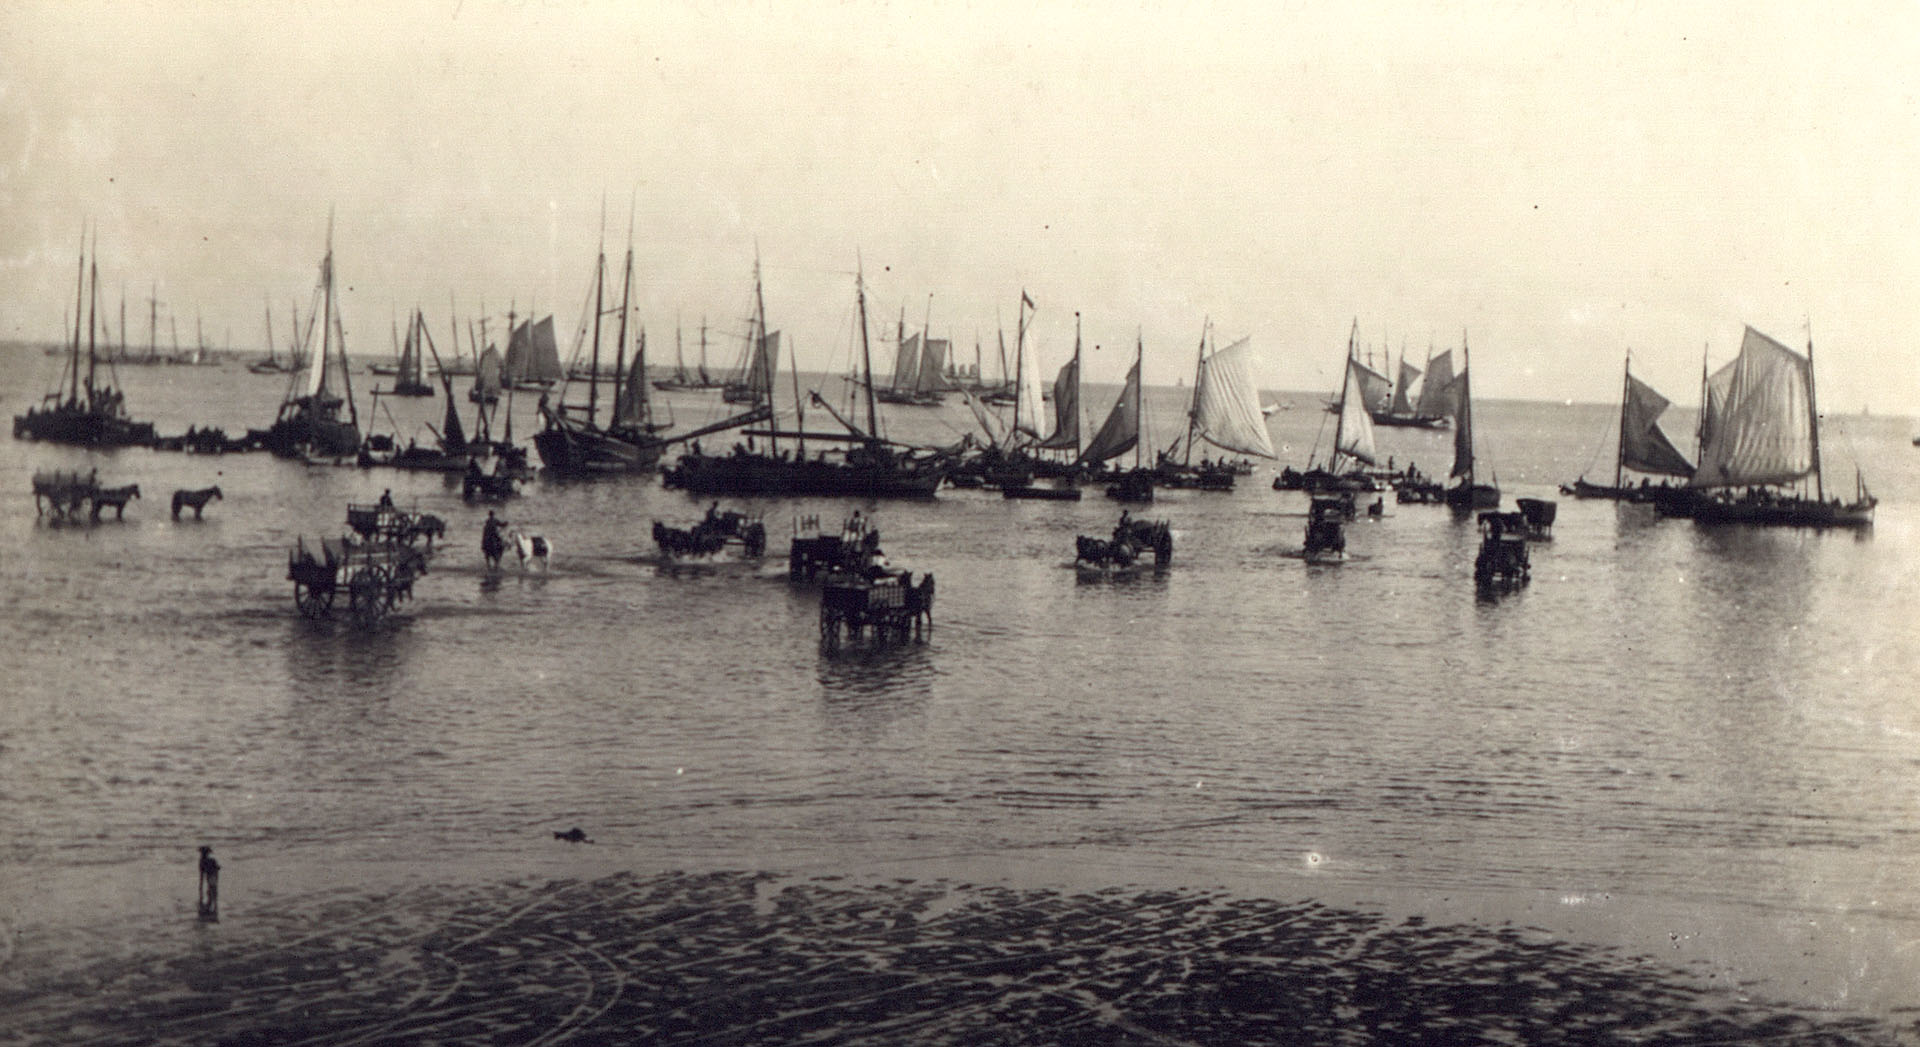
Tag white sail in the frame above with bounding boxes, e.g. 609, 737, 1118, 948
918, 338, 949, 394
1334, 356, 1378, 467
1351, 359, 1393, 414
1689, 326, 1815, 488
1192, 336, 1276, 458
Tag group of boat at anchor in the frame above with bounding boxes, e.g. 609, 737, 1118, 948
1559, 326, 1875, 529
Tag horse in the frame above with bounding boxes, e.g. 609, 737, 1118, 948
510, 528, 552, 571
171, 486, 223, 520
91, 484, 140, 521
403, 513, 446, 548
1077, 516, 1172, 569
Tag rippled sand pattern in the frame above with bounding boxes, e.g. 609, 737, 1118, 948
2, 871, 1904, 1045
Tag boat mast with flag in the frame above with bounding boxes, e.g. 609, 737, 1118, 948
1674, 324, 1874, 527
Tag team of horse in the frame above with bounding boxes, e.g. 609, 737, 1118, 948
1074, 514, 1174, 571
652, 504, 768, 561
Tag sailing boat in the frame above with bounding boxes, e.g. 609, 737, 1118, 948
262, 218, 361, 460
249, 299, 292, 374
1442, 331, 1499, 510
1087, 334, 1151, 503
1675, 325, 1874, 527
876, 310, 947, 406
1560, 353, 1695, 501
653, 321, 724, 392
386, 309, 432, 397
504, 314, 562, 391
1371, 342, 1450, 428
13, 233, 158, 448
1158, 321, 1277, 489
532, 236, 671, 475
662, 262, 948, 498
720, 296, 781, 405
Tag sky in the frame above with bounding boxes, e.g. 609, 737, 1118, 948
3, 1, 1916, 410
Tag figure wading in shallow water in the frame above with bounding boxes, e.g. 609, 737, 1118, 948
482, 510, 508, 570
197, 846, 220, 921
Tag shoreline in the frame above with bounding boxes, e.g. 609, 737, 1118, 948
4, 853, 1915, 1044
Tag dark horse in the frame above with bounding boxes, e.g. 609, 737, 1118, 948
652, 504, 767, 560
402, 513, 447, 548
1075, 514, 1173, 569
90, 484, 140, 521
171, 485, 222, 520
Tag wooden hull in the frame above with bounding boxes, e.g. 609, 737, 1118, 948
664, 453, 946, 499
1003, 485, 1081, 501
532, 420, 665, 475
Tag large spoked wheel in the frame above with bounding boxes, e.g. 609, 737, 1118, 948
347, 565, 392, 629
294, 579, 334, 620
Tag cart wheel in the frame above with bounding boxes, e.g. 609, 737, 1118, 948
348, 565, 391, 628
294, 580, 334, 620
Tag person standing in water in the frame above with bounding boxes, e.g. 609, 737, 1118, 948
197, 846, 220, 920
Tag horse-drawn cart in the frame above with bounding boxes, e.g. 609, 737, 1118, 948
289, 502, 437, 628
819, 569, 934, 650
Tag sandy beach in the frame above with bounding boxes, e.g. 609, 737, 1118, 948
3, 863, 1912, 1045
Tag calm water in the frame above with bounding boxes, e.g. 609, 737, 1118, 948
3, 345, 1918, 1018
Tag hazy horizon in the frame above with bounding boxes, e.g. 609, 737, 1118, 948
4, 1, 1915, 413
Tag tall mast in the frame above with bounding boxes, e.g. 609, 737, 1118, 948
1132, 330, 1145, 470
1184, 318, 1208, 465
69, 233, 84, 404
612, 241, 633, 427
1806, 323, 1824, 503
1460, 329, 1473, 490
754, 256, 776, 457
588, 247, 605, 426
1071, 312, 1083, 460
149, 283, 158, 363
85, 253, 99, 398
1615, 352, 1631, 490
1332, 319, 1356, 472
858, 267, 879, 439
1013, 292, 1028, 437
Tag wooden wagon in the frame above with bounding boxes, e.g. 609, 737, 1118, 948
1474, 510, 1531, 589
819, 569, 934, 650
289, 503, 436, 628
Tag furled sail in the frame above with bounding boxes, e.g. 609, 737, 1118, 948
1620, 374, 1694, 477
1334, 357, 1378, 467
1079, 358, 1140, 465
1036, 356, 1080, 450
440, 388, 467, 453
1390, 359, 1421, 415
1689, 326, 1814, 488
1415, 350, 1456, 418
1192, 336, 1276, 458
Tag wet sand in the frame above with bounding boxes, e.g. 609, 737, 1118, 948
2, 869, 1911, 1045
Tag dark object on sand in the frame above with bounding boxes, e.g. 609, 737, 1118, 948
197, 846, 220, 921
554, 827, 593, 843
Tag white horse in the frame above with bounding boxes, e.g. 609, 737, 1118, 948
509, 528, 553, 571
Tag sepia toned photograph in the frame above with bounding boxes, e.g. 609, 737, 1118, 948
2, 1, 1916, 1042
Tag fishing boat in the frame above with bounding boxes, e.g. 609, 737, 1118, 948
875, 310, 948, 406
991, 293, 1084, 499
1442, 332, 1499, 511
259, 219, 362, 460
1670, 325, 1874, 528
499, 313, 562, 392
249, 300, 295, 374
652, 321, 724, 392
382, 310, 433, 397
720, 300, 780, 406
1157, 321, 1277, 490
1560, 353, 1695, 501
1369, 342, 1451, 428
532, 236, 673, 475
1285, 321, 1382, 497
1089, 334, 1152, 503
13, 235, 159, 448
662, 264, 948, 498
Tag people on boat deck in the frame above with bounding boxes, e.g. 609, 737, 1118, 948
378, 489, 394, 510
